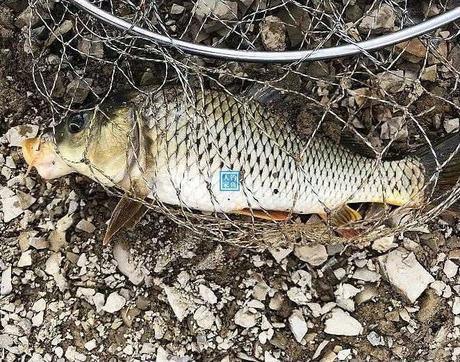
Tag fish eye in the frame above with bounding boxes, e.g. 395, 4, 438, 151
68, 113, 86, 134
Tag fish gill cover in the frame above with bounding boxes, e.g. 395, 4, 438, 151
22, 0, 460, 248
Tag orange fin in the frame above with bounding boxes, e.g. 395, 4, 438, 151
103, 194, 147, 245
235, 208, 291, 221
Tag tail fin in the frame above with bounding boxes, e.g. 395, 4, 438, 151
417, 132, 460, 212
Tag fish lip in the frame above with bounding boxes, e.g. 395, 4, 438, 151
21, 136, 74, 180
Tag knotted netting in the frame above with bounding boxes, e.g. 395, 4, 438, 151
24, 0, 460, 248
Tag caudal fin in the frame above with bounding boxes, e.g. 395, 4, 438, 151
417, 132, 460, 211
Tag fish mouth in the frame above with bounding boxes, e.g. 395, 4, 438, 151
22, 137, 74, 180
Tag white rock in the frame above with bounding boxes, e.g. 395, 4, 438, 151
17, 250, 32, 267
372, 235, 397, 252
84, 339, 96, 351
336, 283, 360, 299
234, 307, 259, 328
253, 281, 270, 301
164, 286, 192, 322
170, 4, 185, 15
45, 253, 62, 275
65, 346, 87, 362
288, 309, 308, 343
294, 244, 328, 266
287, 287, 309, 305
359, 4, 395, 32
32, 311, 44, 327
55, 347, 64, 358
337, 349, 352, 360
76, 219, 96, 233
1, 187, 23, 222
156, 346, 170, 362
92, 293, 105, 312
324, 308, 363, 336
0, 266, 12, 295
352, 268, 381, 282
56, 213, 74, 232
453, 297, 460, 315
194, 0, 237, 20
260, 15, 286, 51
113, 242, 144, 285
378, 249, 434, 303
123, 344, 133, 355
443, 259, 458, 278
264, 351, 280, 362
268, 245, 293, 263
444, 118, 459, 133
193, 306, 215, 330
4, 124, 39, 147
102, 292, 126, 313
199, 284, 217, 304
32, 298, 46, 312
367, 331, 385, 346
140, 343, 156, 354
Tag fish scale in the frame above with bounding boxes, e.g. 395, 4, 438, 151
139, 87, 425, 214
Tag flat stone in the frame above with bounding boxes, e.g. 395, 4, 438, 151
194, 0, 238, 21
453, 297, 460, 315
1, 187, 23, 222
288, 309, 308, 343
367, 331, 384, 346
260, 15, 286, 51
32, 298, 46, 312
17, 250, 32, 267
378, 249, 434, 303
294, 244, 328, 266
268, 245, 293, 263
0, 266, 12, 295
234, 307, 259, 328
199, 284, 217, 304
170, 4, 185, 15
443, 259, 458, 278
76, 219, 96, 234
372, 235, 397, 252
193, 306, 215, 330
324, 308, 363, 336
444, 118, 459, 134
359, 4, 395, 32
164, 286, 192, 322
102, 292, 126, 313
352, 268, 381, 282
113, 242, 144, 285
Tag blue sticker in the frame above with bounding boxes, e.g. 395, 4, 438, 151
220, 170, 240, 191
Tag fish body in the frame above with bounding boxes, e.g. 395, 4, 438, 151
22, 87, 458, 220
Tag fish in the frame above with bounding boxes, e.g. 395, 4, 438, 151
22, 87, 460, 242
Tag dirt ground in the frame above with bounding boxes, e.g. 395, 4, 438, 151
1, 1, 460, 362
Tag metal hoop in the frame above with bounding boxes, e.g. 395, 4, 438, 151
70, 1, 460, 63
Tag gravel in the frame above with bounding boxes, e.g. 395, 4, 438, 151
1, 1, 460, 361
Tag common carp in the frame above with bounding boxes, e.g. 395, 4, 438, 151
22, 87, 460, 241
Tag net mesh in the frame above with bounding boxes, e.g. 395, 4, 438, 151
25, 0, 460, 248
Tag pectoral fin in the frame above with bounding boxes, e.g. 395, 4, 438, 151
235, 208, 291, 221
103, 194, 148, 245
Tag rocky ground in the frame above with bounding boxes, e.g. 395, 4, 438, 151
1, 1, 460, 361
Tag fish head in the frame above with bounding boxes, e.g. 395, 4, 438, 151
22, 106, 136, 186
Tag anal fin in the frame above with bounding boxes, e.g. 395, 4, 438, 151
321, 205, 362, 239
103, 194, 148, 245
235, 208, 291, 221
329, 205, 362, 226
